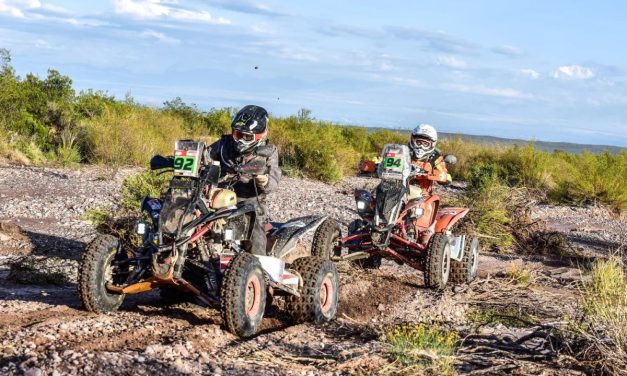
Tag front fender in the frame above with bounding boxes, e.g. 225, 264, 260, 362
434, 207, 469, 233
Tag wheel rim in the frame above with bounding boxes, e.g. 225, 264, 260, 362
244, 273, 262, 318
103, 252, 114, 286
319, 274, 334, 314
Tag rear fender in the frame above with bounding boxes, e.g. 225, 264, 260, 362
267, 215, 327, 259
434, 208, 469, 233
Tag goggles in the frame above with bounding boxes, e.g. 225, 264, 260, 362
233, 130, 257, 144
411, 136, 433, 148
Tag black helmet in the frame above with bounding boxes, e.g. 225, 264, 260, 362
231, 105, 269, 154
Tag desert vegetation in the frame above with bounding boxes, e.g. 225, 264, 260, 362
1, 49, 625, 213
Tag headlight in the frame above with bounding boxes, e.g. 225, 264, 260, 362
223, 229, 234, 241
356, 200, 367, 210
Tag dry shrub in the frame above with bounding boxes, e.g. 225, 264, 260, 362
82, 107, 188, 166
507, 189, 570, 256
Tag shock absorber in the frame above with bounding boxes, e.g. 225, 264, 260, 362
205, 258, 221, 294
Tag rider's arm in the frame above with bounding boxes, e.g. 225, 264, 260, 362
431, 157, 452, 184
261, 146, 281, 193
207, 136, 224, 162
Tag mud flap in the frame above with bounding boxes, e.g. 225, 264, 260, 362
266, 215, 327, 259
448, 234, 465, 261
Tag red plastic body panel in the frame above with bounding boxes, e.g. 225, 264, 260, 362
434, 207, 469, 233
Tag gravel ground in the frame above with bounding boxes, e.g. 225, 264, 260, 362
0, 165, 621, 375
533, 204, 626, 255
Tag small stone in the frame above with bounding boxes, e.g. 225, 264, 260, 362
377, 303, 386, 312
173, 344, 189, 358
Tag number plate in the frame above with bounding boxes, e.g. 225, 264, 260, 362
383, 154, 403, 172
378, 144, 411, 181
173, 140, 203, 177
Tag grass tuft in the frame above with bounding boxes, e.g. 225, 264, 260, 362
505, 263, 536, 285
466, 307, 539, 328
578, 256, 627, 371
383, 323, 458, 374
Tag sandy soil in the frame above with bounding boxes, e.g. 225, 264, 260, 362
0, 165, 623, 375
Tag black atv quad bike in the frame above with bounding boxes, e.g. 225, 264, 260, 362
78, 140, 339, 338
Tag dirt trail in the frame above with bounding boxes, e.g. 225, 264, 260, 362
0, 165, 622, 375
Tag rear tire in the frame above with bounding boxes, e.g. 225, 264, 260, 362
220, 253, 267, 338
286, 257, 339, 324
78, 234, 127, 313
311, 219, 341, 259
450, 237, 479, 284
424, 233, 451, 290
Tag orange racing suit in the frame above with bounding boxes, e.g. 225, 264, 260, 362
409, 150, 452, 196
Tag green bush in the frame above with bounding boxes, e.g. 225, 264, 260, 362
120, 170, 171, 212
81, 107, 188, 166
463, 163, 514, 250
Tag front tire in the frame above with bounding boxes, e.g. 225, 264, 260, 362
424, 233, 451, 289
311, 219, 341, 259
450, 237, 479, 284
286, 257, 339, 324
78, 234, 127, 313
220, 253, 267, 338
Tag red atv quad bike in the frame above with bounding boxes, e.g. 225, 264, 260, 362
323, 144, 479, 289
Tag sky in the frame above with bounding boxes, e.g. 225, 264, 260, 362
1, 0, 626, 147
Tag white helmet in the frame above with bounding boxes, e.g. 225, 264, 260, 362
409, 123, 437, 160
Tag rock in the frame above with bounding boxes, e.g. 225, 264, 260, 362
23, 367, 42, 376
174, 344, 190, 358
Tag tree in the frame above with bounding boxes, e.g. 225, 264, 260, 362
43, 69, 74, 102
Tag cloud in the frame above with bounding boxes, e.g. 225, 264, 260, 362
436, 55, 467, 69
551, 65, 595, 80
519, 68, 540, 79
113, 0, 231, 24
385, 26, 478, 54
492, 45, 523, 57
0, 0, 42, 18
141, 29, 180, 44
317, 23, 383, 39
201, 0, 287, 17
441, 83, 533, 99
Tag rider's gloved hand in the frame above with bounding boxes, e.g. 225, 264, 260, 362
254, 174, 269, 187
